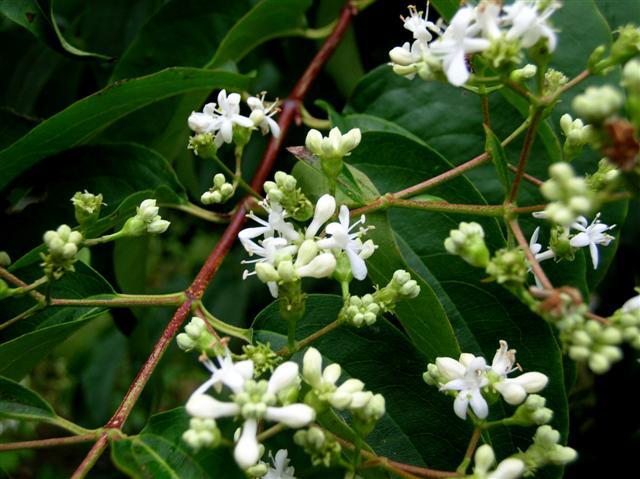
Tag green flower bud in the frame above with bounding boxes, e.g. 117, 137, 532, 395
510, 64, 537, 83
444, 222, 490, 268
486, 248, 528, 285
610, 25, 640, 65
622, 59, 640, 93
71, 190, 104, 226
255, 262, 280, 283
188, 133, 218, 159
0, 251, 11, 267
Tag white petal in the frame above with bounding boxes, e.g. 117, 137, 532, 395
306, 195, 336, 239
436, 357, 465, 380
322, 363, 342, 385
495, 381, 527, 405
302, 347, 323, 387
186, 394, 239, 419
265, 404, 315, 427
470, 389, 489, 419
489, 458, 525, 479
234, 419, 260, 469
444, 50, 470, 86
511, 372, 548, 393
453, 392, 469, 419
346, 247, 368, 280
589, 242, 600, 269
234, 114, 254, 128
569, 232, 591, 248
296, 253, 336, 278
268, 362, 299, 394
220, 120, 233, 143
266, 117, 280, 138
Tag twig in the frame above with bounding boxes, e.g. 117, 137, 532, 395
507, 107, 544, 203
508, 218, 553, 290
0, 267, 46, 302
0, 434, 97, 452
507, 163, 544, 186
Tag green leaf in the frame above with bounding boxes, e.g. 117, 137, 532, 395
0, 68, 250, 191
430, 0, 458, 21
0, 0, 110, 60
0, 375, 55, 421
208, 0, 312, 68
111, 0, 250, 81
253, 294, 471, 469
484, 125, 510, 194
0, 262, 114, 379
111, 408, 243, 479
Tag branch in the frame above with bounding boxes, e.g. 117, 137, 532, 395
0, 434, 97, 452
507, 107, 544, 203
508, 218, 553, 290
70, 4, 358, 477
0, 267, 46, 302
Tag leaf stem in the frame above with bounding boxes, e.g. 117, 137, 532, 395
0, 434, 98, 452
277, 319, 342, 356
195, 303, 252, 342
457, 426, 482, 475
70, 434, 109, 479
256, 423, 287, 441
163, 202, 230, 223
0, 303, 44, 332
50, 293, 186, 308
0, 267, 46, 302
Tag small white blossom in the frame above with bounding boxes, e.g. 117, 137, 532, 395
529, 227, 555, 263
248, 93, 280, 138
474, 444, 525, 479
401, 4, 441, 43
503, 0, 559, 51
239, 201, 300, 249
490, 340, 548, 405
188, 90, 253, 147
429, 6, 490, 86
188, 102, 219, 134
622, 293, 640, 313
316, 205, 375, 281
569, 214, 615, 269
305, 127, 361, 158
305, 194, 336, 239
469, 1, 502, 40
438, 354, 489, 419
262, 449, 296, 479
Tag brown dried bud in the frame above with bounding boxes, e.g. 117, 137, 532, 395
601, 119, 640, 171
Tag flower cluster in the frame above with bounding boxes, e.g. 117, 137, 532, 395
122, 199, 171, 236
530, 213, 615, 270
302, 347, 386, 425
559, 113, 593, 158
540, 162, 595, 226
187, 89, 279, 152
471, 444, 525, 479
572, 85, 623, 123
294, 426, 341, 467
201, 173, 235, 205
185, 352, 315, 469
423, 340, 548, 420
389, 1, 559, 87
239, 188, 376, 297
41, 225, 84, 278
71, 190, 104, 226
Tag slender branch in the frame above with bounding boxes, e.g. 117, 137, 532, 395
0, 267, 46, 302
457, 426, 482, 474
50, 293, 185, 308
511, 204, 546, 214
391, 200, 505, 217
163, 202, 230, 223
0, 434, 97, 452
544, 69, 590, 104
278, 318, 342, 356
196, 303, 252, 343
333, 434, 458, 478
508, 218, 553, 290
71, 6, 357, 477
507, 107, 544, 203
256, 423, 287, 442
70, 434, 109, 479
481, 94, 490, 128
0, 303, 43, 332
507, 163, 544, 186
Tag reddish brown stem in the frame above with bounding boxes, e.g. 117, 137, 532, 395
508, 108, 544, 203
586, 311, 611, 325
0, 434, 96, 451
508, 218, 553, 290
461, 427, 482, 471
70, 5, 357, 477
0, 267, 46, 302
507, 163, 544, 186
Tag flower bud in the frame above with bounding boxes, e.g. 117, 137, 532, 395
510, 64, 537, 82
474, 444, 496, 473
572, 85, 623, 123
389, 45, 417, 66
305, 129, 324, 155
622, 58, 640, 93
71, 190, 104, 226
296, 253, 336, 279
176, 333, 196, 351
0, 251, 10, 267
302, 348, 323, 388
492, 458, 525, 479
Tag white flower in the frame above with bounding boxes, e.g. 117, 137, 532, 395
438, 354, 489, 419
305, 194, 336, 239
490, 340, 548, 406
401, 4, 441, 43
503, 0, 559, 52
204, 90, 253, 147
429, 6, 491, 86
316, 205, 374, 281
130, 199, 170, 235
305, 127, 361, 158
469, 1, 503, 39
186, 359, 315, 470
262, 449, 296, 479
389, 40, 424, 67
248, 93, 280, 138
241, 237, 297, 298
569, 214, 615, 269
188, 103, 219, 134
239, 201, 301, 248
529, 226, 556, 263
193, 351, 255, 396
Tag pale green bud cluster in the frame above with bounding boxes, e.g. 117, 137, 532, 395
482, 36, 523, 71
542, 69, 568, 97
235, 379, 276, 420
509, 394, 554, 426
610, 302, 640, 349
71, 190, 104, 226
341, 294, 381, 327
245, 462, 268, 478
585, 159, 620, 193
201, 173, 235, 205
240, 342, 281, 376
306, 127, 361, 182
444, 222, 490, 268
366, 270, 421, 318
421, 362, 444, 387
519, 425, 577, 473
509, 64, 537, 83
609, 25, 640, 66
560, 114, 593, 158
389, 42, 443, 81
572, 85, 623, 123
176, 317, 218, 353
122, 199, 170, 236
472, 445, 525, 479
294, 426, 341, 467
181, 418, 221, 450
566, 319, 623, 374
541, 163, 594, 225
622, 58, 640, 94
263, 171, 313, 221
187, 132, 217, 159
485, 248, 528, 286
41, 225, 84, 279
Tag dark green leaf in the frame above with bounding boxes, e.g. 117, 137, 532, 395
0, 375, 55, 421
0, 0, 110, 60
0, 68, 250, 191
